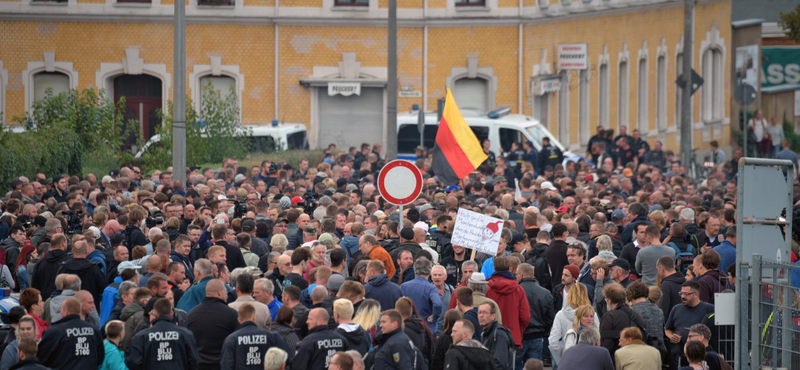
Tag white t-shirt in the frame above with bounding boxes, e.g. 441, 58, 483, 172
751, 117, 767, 141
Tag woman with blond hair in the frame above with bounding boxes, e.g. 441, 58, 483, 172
549, 283, 600, 364
563, 304, 599, 352
352, 299, 381, 341
596, 234, 617, 261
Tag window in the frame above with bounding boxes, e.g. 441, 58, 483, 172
558, 72, 569, 145
618, 60, 629, 131
456, 0, 486, 6
199, 75, 236, 110
197, 0, 234, 5
398, 124, 438, 153
598, 63, 609, 128
334, 0, 368, 5
453, 78, 488, 112
676, 53, 683, 129
499, 128, 527, 152
656, 55, 667, 131
117, 0, 150, 3
33, 72, 70, 103
534, 94, 550, 130
578, 70, 589, 146
702, 48, 724, 122
637, 57, 648, 134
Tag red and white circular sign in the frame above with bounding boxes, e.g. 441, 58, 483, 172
377, 160, 423, 206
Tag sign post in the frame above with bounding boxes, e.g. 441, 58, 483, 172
377, 160, 424, 234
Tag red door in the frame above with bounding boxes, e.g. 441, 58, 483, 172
114, 75, 162, 149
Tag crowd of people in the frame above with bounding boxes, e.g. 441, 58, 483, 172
0, 133, 794, 370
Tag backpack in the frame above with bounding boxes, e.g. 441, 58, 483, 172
669, 241, 695, 275
484, 324, 515, 370
626, 309, 667, 361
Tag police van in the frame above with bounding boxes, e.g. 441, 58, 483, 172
134, 122, 309, 158
396, 107, 577, 162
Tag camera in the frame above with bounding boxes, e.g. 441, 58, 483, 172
232, 199, 247, 220
269, 162, 278, 174
63, 210, 83, 235
301, 192, 318, 216
146, 216, 163, 228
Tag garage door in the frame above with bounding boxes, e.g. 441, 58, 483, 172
319, 87, 383, 150
453, 78, 487, 112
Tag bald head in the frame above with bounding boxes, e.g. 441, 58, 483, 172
413, 227, 427, 243
147, 255, 162, 273
205, 279, 227, 300
308, 307, 329, 330
61, 297, 81, 317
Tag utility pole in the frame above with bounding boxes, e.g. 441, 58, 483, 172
386, 0, 398, 160
172, 0, 187, 186
680, 0, 694, 171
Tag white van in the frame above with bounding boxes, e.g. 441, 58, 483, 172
397, 108, 576, 161
135, 122, 309, 158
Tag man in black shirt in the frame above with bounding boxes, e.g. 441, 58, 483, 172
282, 247, 309, 290
126, 298, 199, 370
37, 297, 104, 370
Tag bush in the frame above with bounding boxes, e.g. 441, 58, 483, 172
0, 127, 82, 189
141, 83, 252, 172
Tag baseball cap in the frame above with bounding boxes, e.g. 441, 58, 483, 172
33, 216, 47, 228
9, 179, 23, 189
110, 233, 124, 246
117, 261, 142, 273
609, 258, 631, 272
101, 176, 114, 184
274, 218, 289, 225
445, 185, 460, 192
328, 274, 345, 291
584, 174, 594, 182
242, 219, 256, 232
611, 209, 626, 221
557, 206, 568, 214
419, 204, 433, 213
468, 272, 487, 284
374, 210, 387, 219
318, 233, 335, 246
510, 233, 525, 245
495, 176, 507, 182
291, 196, 305, 206
541, 181, 557, 191
345, 184, 358, 192
303, 225, 316, 234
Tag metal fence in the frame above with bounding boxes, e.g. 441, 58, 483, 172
736, 255, 800, 370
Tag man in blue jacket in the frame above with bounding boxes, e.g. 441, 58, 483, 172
367, 309, 417, 370
712, 226, 736, 273
620, 203, 652, 244
125, 298, 198, 370
400, 257, 442, 333
364, 260, 402, 312
176, 259, 213, 312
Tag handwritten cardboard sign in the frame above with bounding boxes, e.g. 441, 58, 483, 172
451, 208, 504, 256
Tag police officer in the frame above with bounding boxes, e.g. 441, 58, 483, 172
125, 298, 199, 370
221, 303, 293, 370
291, 308, 349, 369
37, 297, 105, 370
366, 309, 417, 370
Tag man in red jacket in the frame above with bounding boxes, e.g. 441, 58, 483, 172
486, 256, 531, 349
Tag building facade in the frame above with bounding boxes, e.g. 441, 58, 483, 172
0, 0, 731, 154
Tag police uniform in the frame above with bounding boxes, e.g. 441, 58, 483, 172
220, 321, 293, 370
125, 316, 199, 370
37, 314, 104, 370
368, 328, 418, 370
290, 326, 349, 370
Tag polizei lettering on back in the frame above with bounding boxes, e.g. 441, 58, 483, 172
66, 328, 94, 337
316, 338, 343, 349
149, 331, 180, 342
238, 334, 268, 345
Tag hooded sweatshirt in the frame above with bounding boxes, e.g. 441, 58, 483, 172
443, 340, 503, 370
48, 289, 76, 324
548, 305, 577, 358
57, 258, 106, 311
364, 274, 403, 312
31, 249, 71, 299
335, 323, 372, 356
486, 271, 530, 348
698, 269, 730, 304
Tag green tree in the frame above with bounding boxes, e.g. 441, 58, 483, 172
143, 82, 251, 171
779, 4, 800, 43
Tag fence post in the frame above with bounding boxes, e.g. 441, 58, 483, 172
750, 254, 762, 370
736, 260, 750, 370
781, 268, 792, 368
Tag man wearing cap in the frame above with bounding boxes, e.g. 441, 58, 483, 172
392, 227, 421, 263
241, 219, 268, 257
608, 259, 633, 288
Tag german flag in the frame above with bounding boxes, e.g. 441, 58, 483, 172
431, 88, 488, 185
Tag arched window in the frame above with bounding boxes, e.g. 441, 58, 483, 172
453, 77, 489, 113
702, 47, 724, 122
598, 63, 609, 128
637, 57, 648, 134
199, 75, 237, 111
33, 72, 70, 102
656, 54, 667, 131
618, 60, 629, 131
